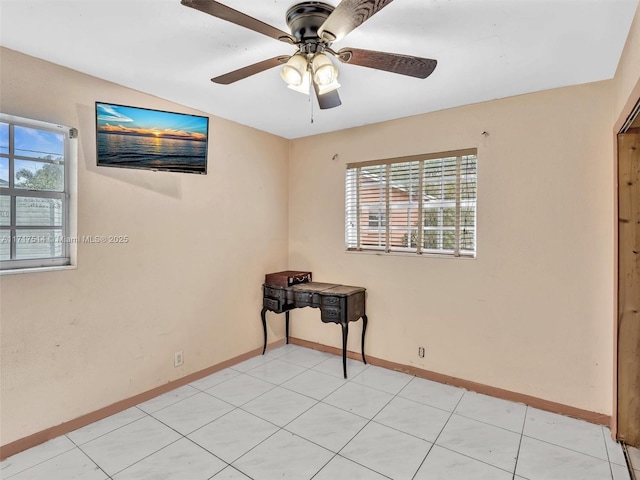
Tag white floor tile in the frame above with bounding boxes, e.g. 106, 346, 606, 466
373, 396, 451, 442
211, 466, 253, 479
264, 344, 303, 358
7, 448, 106, 480
398, 376, 465, 411
80, 416, 181, 476
204, 373, 275, 406
136, 385, 200, 414
312, 356, 369, 378
516, 435, 614, 480
231, 355, 274, 372
188, 409, 278, 463
281, 369, 346, 400
414, 445, 513, 480
611, 462, 632, 480
313, 455, 389, 480
340, 422, 431, 480
4, 347, 632, 480
277, 347, 332, 368
189, 368, 240, 391
285, 402, 368, 452
150, 392, 234, 435
112, 438, 226, 480
241, 386, 317, 427
351, 365, 413, 395
436, 414, 520, 472
232, 429, 334, 480
603, 428, 627, 466
454, 391, 527, 433
323, 382, 393, 419
0, 435, 76, 478
67, 407, 147, 446
523, 408, 609, 461
245, 358, 307, 385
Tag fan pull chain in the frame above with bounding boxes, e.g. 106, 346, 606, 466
309, 74, 314, 124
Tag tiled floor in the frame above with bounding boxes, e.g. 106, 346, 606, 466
1, 344, 636, 480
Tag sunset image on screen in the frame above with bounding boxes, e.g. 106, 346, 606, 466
96, 102, 208, 174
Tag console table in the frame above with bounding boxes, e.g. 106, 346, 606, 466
261, 281, 368, 378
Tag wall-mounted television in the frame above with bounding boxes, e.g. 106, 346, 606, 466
95, 102, 208, 174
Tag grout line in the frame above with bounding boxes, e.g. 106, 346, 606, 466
511, 405, 528, 480
410, 387, 468, 480
519, 433, 616, 465
601, 425, 616, 480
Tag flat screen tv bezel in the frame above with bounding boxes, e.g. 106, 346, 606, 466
95, 101, 209, 175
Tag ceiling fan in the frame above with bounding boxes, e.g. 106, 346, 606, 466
180, 0, 438, 109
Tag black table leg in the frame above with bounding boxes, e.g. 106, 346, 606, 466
341, 322, 349, 379
261, 307, 268, 355
285, 311, 290, 344
361, 314, 368, 364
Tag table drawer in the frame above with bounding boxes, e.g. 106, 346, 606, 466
322, 295, 340, 307
321, 306, 342, 322
264, 286, 285, 300
294, 291, 314, 306
263, 297, 280, 311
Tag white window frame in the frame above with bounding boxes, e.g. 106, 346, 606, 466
345, 149, 477, 258
0, 113, 78, 274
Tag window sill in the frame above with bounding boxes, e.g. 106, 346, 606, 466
0, 264, 77, 276
345, 249, 476, 260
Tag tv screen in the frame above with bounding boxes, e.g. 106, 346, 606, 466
95, 102, 208, 174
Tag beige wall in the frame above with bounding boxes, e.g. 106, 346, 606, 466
289, 80, 616, 415
0, 48, 290, 446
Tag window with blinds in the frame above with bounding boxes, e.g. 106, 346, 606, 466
345, 149, 477, 257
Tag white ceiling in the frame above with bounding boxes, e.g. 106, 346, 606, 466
0, 0, 638, 139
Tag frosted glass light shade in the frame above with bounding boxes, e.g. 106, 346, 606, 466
312, 53, 338, 86
288, 71, 311, 95
281, 54, 308, 86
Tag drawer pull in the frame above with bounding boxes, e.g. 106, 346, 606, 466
322, 296, 339, 305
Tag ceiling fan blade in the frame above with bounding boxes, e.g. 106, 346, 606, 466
313, 83, 342, 110
212, 56, 289, 84
337, 48, 437, 79
181, 0, 296, 44
319, 0, 394, 42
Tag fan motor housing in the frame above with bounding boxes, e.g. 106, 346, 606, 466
286, 2, 334, 42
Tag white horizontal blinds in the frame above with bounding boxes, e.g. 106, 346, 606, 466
459, 154, 477, 255
422, 156, 458, 254
345, 149, 477, 257
358, 164, 387, 250
387, 160, 421, 252
345, 168, 359, 248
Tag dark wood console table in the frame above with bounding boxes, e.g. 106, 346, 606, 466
261, 281, 367, 378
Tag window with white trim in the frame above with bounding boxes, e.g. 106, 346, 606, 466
0, 114, 76, 271
345, 149, 477, 257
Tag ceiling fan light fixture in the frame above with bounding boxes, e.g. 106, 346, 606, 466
280, 54, 308, 86
311, 53, 339, 86
288, 71, 311, 95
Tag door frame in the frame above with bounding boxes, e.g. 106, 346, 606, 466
610, 87, 640, 446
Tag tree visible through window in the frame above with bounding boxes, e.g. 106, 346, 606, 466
345, 149, 477, 257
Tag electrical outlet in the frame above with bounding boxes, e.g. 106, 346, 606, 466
174, 351, 184, 367
418, 346, 425, 358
